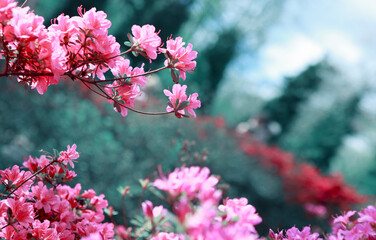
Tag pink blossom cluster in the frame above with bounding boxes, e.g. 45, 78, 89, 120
163, 84, 201, 118
150, 166, 262, 239
328, 205, 376, 239
269, 204, 376, 240
3, 145, 376, 240
0, 0, 200, 118
269, 226, 322, 240
160, 37, 197, 81
0, 144, 114, 239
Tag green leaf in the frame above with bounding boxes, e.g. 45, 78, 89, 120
177, 101, 190, 111
149, 187, 164, 199
127, 33, 134, 44
231, 216, 240, 222
53, 148, 60, 157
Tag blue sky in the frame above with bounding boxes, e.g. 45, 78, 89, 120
222, 0, 376, 100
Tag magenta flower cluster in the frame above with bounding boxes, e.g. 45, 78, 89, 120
0, 0, 200, 118
0, 145, 114, 239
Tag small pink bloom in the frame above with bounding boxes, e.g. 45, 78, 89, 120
142, 200, 167, 220
304, 203, 327, 217
131, 24, 161, 60
358, 205, 376, 224
31, 182, 59, 213
0, 0, 17, 23
4, 198, 35, 224
0, 165, 33, 196
80, 7, 111, 36
219, 198, 262, 228
286, 226, 322, 240
105, 82, 141, 117
111, 58, 147, 86
153, 166, 221, 202
186, 93, 201, 118
58, 144, 79, 168
164, 84, 201, 118
161, 36, 197, 80
333, 210, 357, 225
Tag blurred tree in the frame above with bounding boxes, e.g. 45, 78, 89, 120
281, 92, 361, 170
261, 60, 336, 143
188, 28, 241, 107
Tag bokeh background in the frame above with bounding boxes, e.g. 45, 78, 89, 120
1, 0, 376, 236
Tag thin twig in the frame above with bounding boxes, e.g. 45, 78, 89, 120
89, 66, 168, 83
121, 194, 128, 229
5, 160, 56, 198
20, 0, 29, 8
0, 223, 10, 231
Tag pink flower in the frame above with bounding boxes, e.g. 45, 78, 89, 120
79, 7, 111, 36
358, 205, 376, 224
164, 84, 188, 115
0, 0, 17, 23
4, 198, 35, 224
304, 203, 327, 218
58, 144, 79, 168
0, 165, 33, 196
161, 36, 197, 80
105, 82, 141, 117
286, 226, 322, 240
30, 220, 58, 240
270, 226, 322, 240
142, 200, 167, 220
186, 93, 201, 118
131, 24, 161, 60
150, 232, 184, 240
333, 210, 357, 225
111, 58, 147, 86
153, 166, 221, 202
31, 182, 59, 213
164, 84, 201, 118
218, 198, 262, 232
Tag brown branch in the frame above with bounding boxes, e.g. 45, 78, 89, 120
89, 66, 168, 83
5, 160, 57, 198
20, 0, 29, 7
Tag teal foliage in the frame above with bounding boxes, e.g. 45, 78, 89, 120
190, 28, 241, 109
281, 93, 361, 170
262, 61, 335, 143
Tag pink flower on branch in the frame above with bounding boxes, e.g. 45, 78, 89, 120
164, 84, 201, 118
161, 36, 197, 81
105, 82, 141, 117
129, 24, 161, 60
111, 58, 147, 86
153, 166, 221, 202
58, 144, 79, 168
0, 2, 201, 118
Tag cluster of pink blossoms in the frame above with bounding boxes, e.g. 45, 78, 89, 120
0, 145, 114, 239
269, 205, 376, 240
328, 206, 376, 239
0, 0, 200, 118
149, 166, 262, 239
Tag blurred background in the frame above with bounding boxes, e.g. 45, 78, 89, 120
1, 0, 376, 236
